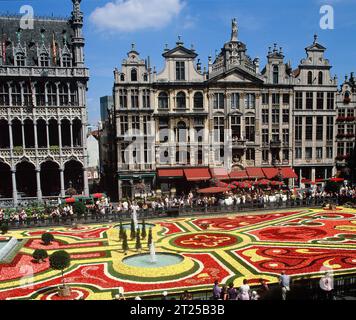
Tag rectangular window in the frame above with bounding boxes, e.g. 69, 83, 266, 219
231, 116, 241, 139
327, 92, 334, 110
282, 129, 289, 144
214, 117, 225, 143
120, 116, 128, 135
262, 128, 269, 144
262, 109, 269, 124
142, 89, 150, 109
262, 93, 269, 105
245, 93, 256, 109
246, 148, 255, 161
131, 89, 139, 109
283, 149, 289, 161
159, 118, 169, 143
245, 117, 255, 142
231, 93, 240, 109
316, 116, 323, 140
282, 109, 289, 123
176, 61, 185, 81
295, 92, 303, 109
272, 128, 280, 142
295, 147, 302, 159
262, 150, 269, 162
317, 92, 324, 110
11, 83, 22, 106
272, 108, 279, 124
214, 93, 224, 109
316, 147, 323, 159
283, 94, 290, 105
337, 143, 344, 157
306, 92, 313, 110
327, 117, 334, 140
119, 89, 127, 109
295, 116, 303, 141
132, 115, 140, 132
326, 147, 333, 159
305, 117, 313, 140
272, 93, 280, 106
305, 147, 313, 159
0, 83, 9, 105
346, 142, 354, 155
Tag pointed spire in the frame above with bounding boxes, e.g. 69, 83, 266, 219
273, 43, 277, 52
16, 28, 21, 44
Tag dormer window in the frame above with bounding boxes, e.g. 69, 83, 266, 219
131, 69, 137, 82
307, 71, 313, 85
273, 65, 279, 84
15, 53, 26, 67
62, 54, 71, 67
318, 71, 323, 85
143, 73, 148, 82
39, 53, 50, 67
344, 91, 351, 104
176, 61, 185, 81
120, 74, 125, 81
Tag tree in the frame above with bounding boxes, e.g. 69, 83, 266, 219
130, 219, 136, 240
41, 232, 55, 245
324, 181, 341, 194
73, 202, 86, 218
122, 231, 129, 253
119, 221, 124, 241
49, 250, 71, 286
32, 249, 48, 263
141, 219, 147, 240
147, 227, 153, 248
135, 229, 142, 251
0, 223, 8, 235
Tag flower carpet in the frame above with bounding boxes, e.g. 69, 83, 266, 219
1, 207, 356, 300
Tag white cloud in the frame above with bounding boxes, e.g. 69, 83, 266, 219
90, 0, 185, 32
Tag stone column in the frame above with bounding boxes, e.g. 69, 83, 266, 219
36, 168, 42, 201
34, 121, 38, 149
46, 122, 50, 148
21, 122, 25, 149
58, 121, 62, 151
83, 167, 89, 196
8, 121, 13, 150
70, 121, 73, 148
60, 168, 65, 197
12, 169, 18, 206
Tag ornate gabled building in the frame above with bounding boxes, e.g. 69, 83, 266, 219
0, 0, 89, 206
109, 19, 341, 200
336, 73, 356, 182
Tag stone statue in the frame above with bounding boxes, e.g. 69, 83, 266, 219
231, 18, 238, 41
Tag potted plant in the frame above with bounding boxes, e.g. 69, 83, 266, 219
0, 223, 9, 235
32, 249, 48, 263
49, 250, 71, 297
41, 232, 55, 245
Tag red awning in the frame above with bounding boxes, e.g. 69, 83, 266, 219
158, 169, 184, 178
184, 168, 211, 181
280, 167, 298, 179
246, 167, 265, 179
210, 168, 229, 180
262, 168, 279, 179
197, 186, 229, 194
229, 170, 248, 180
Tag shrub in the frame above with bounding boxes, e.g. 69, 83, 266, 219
147, 227, 153, 248
135, 229, 142, 251
32, 249, 48, 262
119, 222, 124, 241
122, 231, 129, 253
130, 219, 136, 240
49, 250, 71, 285
0, 223, 9, 235
41, 233, 55, 245
141, 220, 147, 240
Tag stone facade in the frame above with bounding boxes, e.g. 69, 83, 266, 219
108, 19, 350, 200
0, 0, 89, 206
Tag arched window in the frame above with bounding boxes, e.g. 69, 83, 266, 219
62, 54, 71, 68
307, 71, 313, 84
158, 92, 168, 109
176, 91, 186, 109
16, 53, 26, 67
193, 92, 204, 109
176, 121, 187, 143
273, 65, 279, 84
318, 71, 323, 85
39, 53, 50, 67
131, 69, 137, 82
120, 74, 125, 81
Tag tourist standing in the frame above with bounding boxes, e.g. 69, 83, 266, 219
279, 271, 291, 300
212, 280, 221, 300
320, 272, 334, 300
227, 282, 238, 300
238, 279, 251, 300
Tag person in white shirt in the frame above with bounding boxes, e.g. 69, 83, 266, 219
238, 279, 251, 300
320, 272, 334, 300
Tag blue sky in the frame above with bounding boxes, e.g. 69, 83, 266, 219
0, 0, 356, 125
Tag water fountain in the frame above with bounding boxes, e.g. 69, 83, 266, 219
149, 242, 157, 264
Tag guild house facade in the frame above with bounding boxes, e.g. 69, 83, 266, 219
108, 19, 353, 200
0, 0, 89, 206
